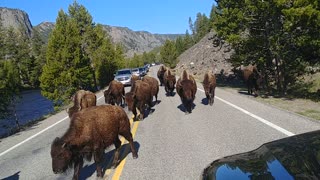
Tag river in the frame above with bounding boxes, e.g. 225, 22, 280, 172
0, 90, 54, 138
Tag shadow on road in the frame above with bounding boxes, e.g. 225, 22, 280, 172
177, 103, 196, 113
2, 171, 20, 180
79, 141, 140, 179
201, 98, 209, 105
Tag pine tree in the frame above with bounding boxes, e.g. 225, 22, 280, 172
160, 40, 177, 68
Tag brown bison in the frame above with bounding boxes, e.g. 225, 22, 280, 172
176, 70, 197, 114
243, 65, 263, 96
51, 105, 138, 180
130, 80, 153, 121
157, 65, 167, 86
142, 76, 159, 104
163, 69, 176, 96
104, 80, 125, 106
202, 71, 216, 106
67, 90, 96, 118
131, 75, 140, 86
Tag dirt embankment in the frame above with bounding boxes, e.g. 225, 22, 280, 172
175, 31, 234, 81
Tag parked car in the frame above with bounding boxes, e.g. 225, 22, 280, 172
131, 68, 139, 76
138, 67, 147, 77
200, 130, 320, 180
144, 64, 150, 72
114, 68, 132, 86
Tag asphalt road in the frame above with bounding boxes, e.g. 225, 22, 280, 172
1, 65, 320, 180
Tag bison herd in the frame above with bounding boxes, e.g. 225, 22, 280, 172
51, 64, 262, 179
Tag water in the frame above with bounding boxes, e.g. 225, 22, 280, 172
0, 89, 54, 138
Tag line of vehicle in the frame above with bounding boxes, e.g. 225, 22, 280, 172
197, 88, 295, 137
0, 95, 105, 158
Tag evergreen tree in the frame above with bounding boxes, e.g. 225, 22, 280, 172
160, 40, 177, 68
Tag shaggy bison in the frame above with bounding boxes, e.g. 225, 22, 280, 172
163, 69, 176, 96
202, 71, 216, 106
130, 80, 153, 121
176, 70, 197, 114
243, 65, 262, 96
51, 105, 138, 180
157, 65, 167, 86
131, 75, 140, 86
142, 76, 159, 104
104, 80, 125, 106
67, 90, 96, 118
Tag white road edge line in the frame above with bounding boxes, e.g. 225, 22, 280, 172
197, 88, 295, 137
0, 95, 104, 157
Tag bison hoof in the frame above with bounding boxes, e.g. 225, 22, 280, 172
133, 153, 138, 159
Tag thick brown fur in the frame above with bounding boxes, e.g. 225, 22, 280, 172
125, 92, 134, 111
142, 76, 159, 104
104, 80, 125, 106
202, 72, 216, 106
243, 65, 262, 96
157, 65, 167, 86
51, 105, 138, 180
176, 70, 197, 114
163, 69, 176, 96
67, 90, 96, 118
131, 75, 140, 86
130, 80, 153, 121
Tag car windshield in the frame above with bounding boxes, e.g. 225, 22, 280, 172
139, 68, 145, 71
117, 70, 131, 75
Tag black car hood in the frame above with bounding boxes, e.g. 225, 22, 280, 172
201, 130, 320, 180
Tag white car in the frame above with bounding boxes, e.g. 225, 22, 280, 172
131, 68, 139, 76
114, 68, 132, 86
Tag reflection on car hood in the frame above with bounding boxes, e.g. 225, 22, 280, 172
201, 130, 320, 180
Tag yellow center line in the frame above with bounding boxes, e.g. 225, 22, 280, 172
103, 115, 135, 179
111, 120, 140, 180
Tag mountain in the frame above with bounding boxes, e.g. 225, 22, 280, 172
0, 7, 33, 37
101, 25, 181, 57
0, 7, 182, 57
175, 31, 234, 81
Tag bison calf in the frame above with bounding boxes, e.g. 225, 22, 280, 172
202, 72, 216, 106
67, 90, 96, 118
104, 80, 125, 106
51, 105, 138, 180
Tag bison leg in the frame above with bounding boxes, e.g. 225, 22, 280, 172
111, 137, 121, 169
94, 148, 104, 177
73, 157, 84, 180
138, 103, 144, 120
119, 131, 138, 159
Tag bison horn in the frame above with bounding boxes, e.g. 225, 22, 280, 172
62, 143, 67, 148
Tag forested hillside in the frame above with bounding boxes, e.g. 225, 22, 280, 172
156, 1, 319, 98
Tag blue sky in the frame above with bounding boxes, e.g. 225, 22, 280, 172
0, 0, 216, 34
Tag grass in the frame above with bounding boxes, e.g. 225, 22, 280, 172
298, 110, 320, 121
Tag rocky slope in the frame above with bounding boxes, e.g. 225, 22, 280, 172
0, 7, 181, 57
175, 31, 234, 81
0, 7, 33, 37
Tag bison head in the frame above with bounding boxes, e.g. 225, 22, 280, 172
51, 137, 73, 174
104, 89, 115, 105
